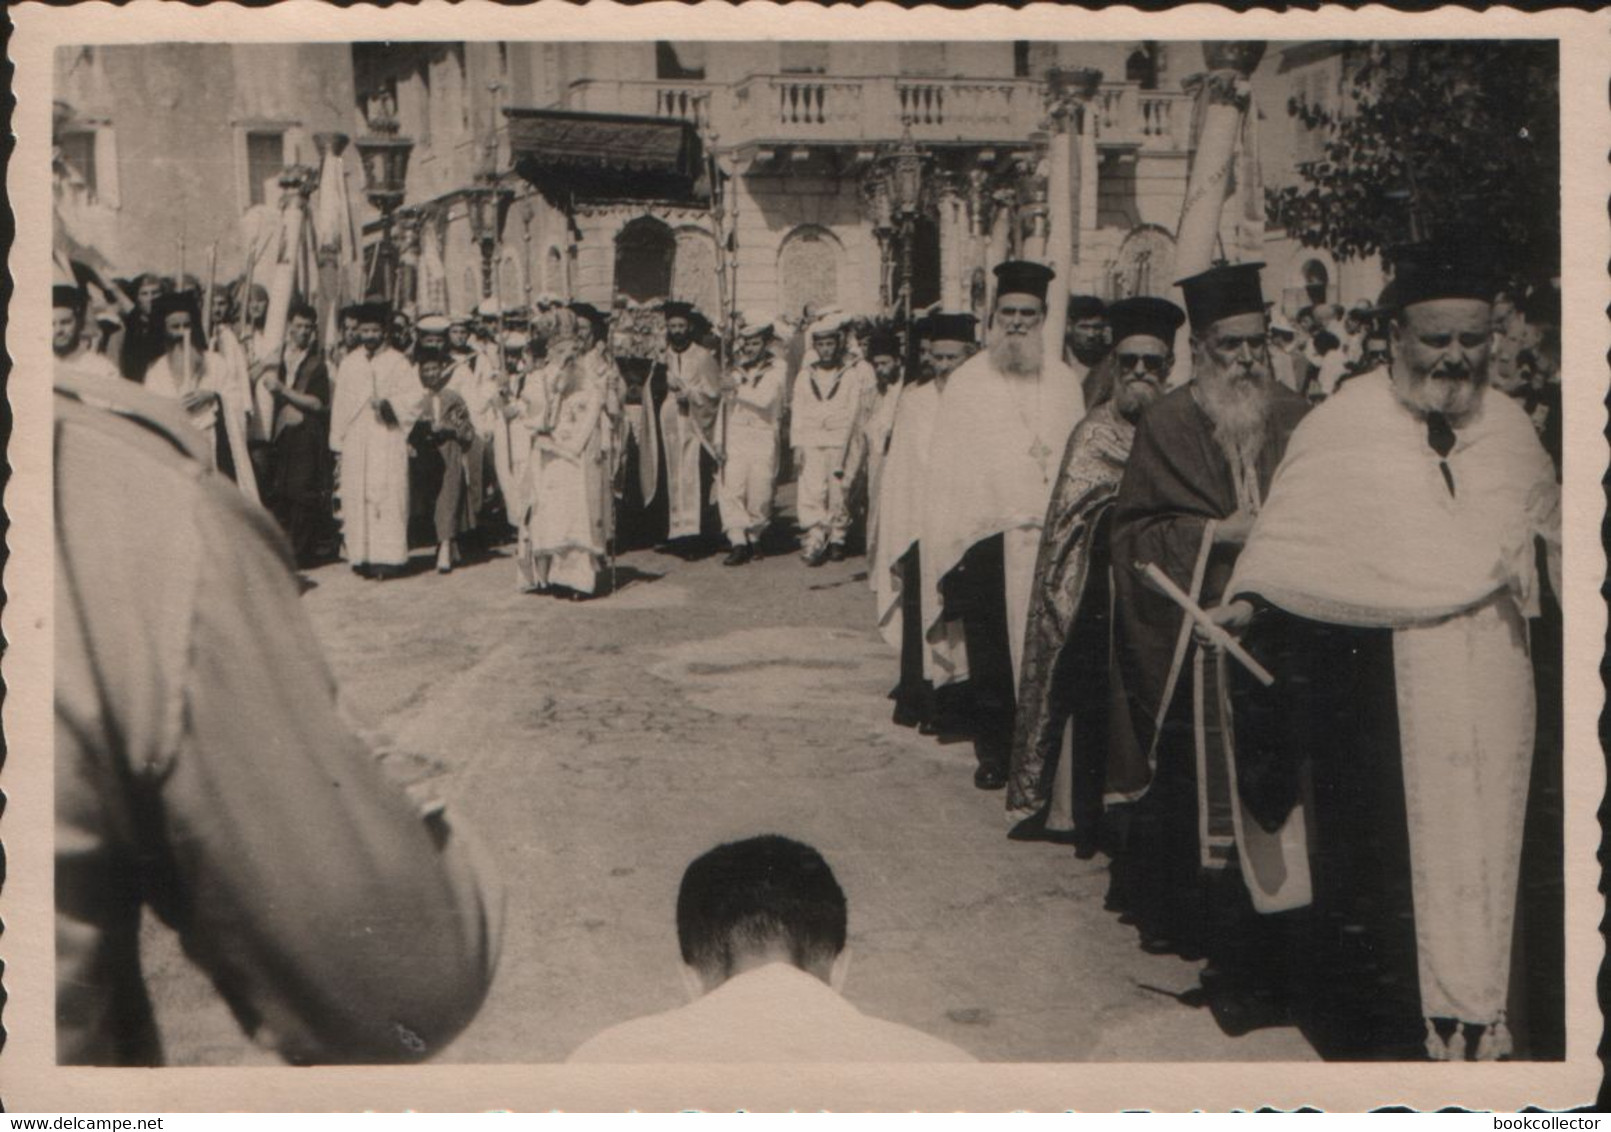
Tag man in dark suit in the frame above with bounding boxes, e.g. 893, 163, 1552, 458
263, 301, 334, 567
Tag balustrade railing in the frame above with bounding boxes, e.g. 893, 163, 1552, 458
564, 76, 1190, 152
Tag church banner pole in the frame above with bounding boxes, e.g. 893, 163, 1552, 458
1173, 42, 1266, 278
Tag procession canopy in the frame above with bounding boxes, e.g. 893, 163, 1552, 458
505, 108, 709, 204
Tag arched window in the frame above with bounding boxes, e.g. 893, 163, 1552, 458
777, 226, 843, 322
614, 216, 676, 303
1302, 258, 1332, 308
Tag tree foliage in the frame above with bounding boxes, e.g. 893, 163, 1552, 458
1266, 41, 1559, 284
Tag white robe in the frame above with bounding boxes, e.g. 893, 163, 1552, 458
659, 342, 722, 539
144, 346, 260, 505
331, 346, 420, 567
1230, 370, 1561, 1035
524, 364, 608, 593
919, 350, 1085, 688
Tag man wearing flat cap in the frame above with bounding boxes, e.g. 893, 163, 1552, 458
792, 310, 873, 566
1008, 295, 1184, 855
1106, 261, 1310, 1030
1213, 235, 1561, 1061
657, 300, 723, 548
330, 300, 422, 578
716, 313, 788, 566
921, 261, 1086, 790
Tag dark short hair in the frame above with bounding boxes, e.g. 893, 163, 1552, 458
1313, 330, 1340, 353
676, 835, 847, 978
288, 301, 318, 324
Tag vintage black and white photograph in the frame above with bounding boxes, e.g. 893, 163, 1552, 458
24, 5, 1601, 1107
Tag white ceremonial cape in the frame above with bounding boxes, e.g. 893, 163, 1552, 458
920, 350, 1085, 687
331, 345, 421, 567
1229, 370, 1561, 1033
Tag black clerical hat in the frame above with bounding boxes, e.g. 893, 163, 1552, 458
993, 260, 1055, 304
54, 283, 86, 312
1067, 294, 1108, 322
1107, 296, 1186, 346
865, 329, 901, 360
1385, 233, 1502, 311
152, 290, 200, 325
661, 300, 699, 322
354, 300, 392, 327
1177, 261, 1266, 332
569, 301, 608, 332
911, 314, 934, 342
928, 312, 978, 345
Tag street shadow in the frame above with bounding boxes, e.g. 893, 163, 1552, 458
597, 565, 666, 597
295, 574, 319, 595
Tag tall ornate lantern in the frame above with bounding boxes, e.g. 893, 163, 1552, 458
355, 104, 415, 303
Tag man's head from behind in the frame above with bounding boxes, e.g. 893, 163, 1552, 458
676, 835, 849, 997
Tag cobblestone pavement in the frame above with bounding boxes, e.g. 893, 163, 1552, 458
142, 536, 1317, 1066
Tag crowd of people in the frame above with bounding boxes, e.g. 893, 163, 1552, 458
53, 218, 1564, 1065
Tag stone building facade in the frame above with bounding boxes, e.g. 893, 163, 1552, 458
54, 39, 1372, 326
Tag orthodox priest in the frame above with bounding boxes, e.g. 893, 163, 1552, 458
331, 301, 421, 578
1213, 240, 1561, 1061
1106, 262, 1310, 1029
921, 262, 1085, 789
657, 301, 723, 550
1007, 296, 1184, 853
875, 313, 974, 732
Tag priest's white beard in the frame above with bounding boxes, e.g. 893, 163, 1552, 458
989, 328, 1044, 378
1197, 369, 1272, 470
1392, 359, 1489, 423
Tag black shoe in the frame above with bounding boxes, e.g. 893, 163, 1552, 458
827, 543, 847, 562
973, 764, 1008, 790
723, 545, 752, 566
1008, 810, 1082, 846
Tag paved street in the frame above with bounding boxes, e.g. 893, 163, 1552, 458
143, 530, 1316, 1065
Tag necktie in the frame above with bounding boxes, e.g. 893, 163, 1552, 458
1426, 411, 1456, 497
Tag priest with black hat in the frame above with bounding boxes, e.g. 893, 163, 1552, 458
1008, 295, 1184, 855
920, 261, 1086, 789
657, 300, 723, 548
1105, 260, 1310, 1031
330, 299, 423, 578
1212, 236, 1561, 1060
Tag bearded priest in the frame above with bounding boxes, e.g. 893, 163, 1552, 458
921, 260, 1086, 791
1106, 261, 1311, 1034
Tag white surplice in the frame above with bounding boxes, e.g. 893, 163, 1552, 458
920, 350, 1085, 688
330, 345, 420, 567
1231, 370, 1561, 1039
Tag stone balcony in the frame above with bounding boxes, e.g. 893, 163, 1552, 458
564, 76, 1191, 154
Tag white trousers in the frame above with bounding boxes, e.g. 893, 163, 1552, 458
796, 446, 848, 548
718, 429, 777, 545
